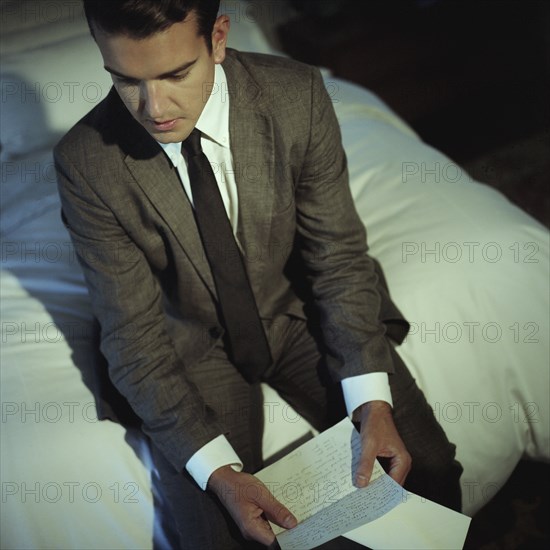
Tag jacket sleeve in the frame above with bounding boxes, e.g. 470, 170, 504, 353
55, 147, 221, 471
294, 67, 396, 380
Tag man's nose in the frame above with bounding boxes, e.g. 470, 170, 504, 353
141, 81, 166, 118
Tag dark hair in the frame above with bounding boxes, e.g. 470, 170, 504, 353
83, 0, 220, 52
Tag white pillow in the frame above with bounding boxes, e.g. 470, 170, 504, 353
0, 32, 111, 157
0, 1, 89, 56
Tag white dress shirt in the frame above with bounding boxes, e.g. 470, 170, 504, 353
159, 64, 392, 490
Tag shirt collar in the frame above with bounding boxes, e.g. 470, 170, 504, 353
158, 63, 230, 167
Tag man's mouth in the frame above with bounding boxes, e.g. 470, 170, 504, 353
150, 118, 179, 131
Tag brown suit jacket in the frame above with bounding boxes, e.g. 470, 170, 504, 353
55, 49, 409, 471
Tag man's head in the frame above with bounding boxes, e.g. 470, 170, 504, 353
83, 0, 228, 143
83, 0, 220, 52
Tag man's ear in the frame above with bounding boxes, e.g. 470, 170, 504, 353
211, 14, 230, 64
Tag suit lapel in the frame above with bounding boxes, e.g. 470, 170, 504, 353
230, 112, 275, 279
111, 94, 216, 294
225, 52, 275, 284
125, 152, 216, 294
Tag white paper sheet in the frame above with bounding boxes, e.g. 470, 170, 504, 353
256, 418, 471, 550
344, 491, 471, 549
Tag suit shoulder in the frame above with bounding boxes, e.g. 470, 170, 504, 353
54, 89, 121, 160
230, 49, 313, 71
224, 49, 320, 87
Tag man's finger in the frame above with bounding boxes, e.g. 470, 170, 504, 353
382, 449, 411, 485
355, 440, 377, 488
257, 492, 297, 530
240, 511, 277, 545
209, 468, 297, 544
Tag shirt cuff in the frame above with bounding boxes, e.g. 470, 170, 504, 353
185, 434, 243, 491
341, 372, 393, 418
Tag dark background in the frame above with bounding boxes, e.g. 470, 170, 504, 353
276, 1, 549, 548
278, 0, 550, 228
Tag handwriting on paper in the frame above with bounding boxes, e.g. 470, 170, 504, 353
256, 418, 403, 549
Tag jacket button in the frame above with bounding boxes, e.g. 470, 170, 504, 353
208, 326, 222, 339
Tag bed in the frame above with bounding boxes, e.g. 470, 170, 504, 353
1, 1, 548, 548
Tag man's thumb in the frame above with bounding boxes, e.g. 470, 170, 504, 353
261, 495, 297, 530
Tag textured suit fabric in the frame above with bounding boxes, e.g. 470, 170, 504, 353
54, 49, 409, 473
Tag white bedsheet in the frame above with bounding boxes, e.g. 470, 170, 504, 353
1, 1, 548, 548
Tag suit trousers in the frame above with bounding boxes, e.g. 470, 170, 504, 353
150, 316, 463, 549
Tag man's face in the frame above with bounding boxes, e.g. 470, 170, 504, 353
94, 13, 229, 143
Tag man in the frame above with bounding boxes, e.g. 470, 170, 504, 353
55, 1, 462, 548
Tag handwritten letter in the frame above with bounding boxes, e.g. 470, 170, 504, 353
256, 418, 403, 549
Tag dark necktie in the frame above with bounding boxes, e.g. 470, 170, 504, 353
182, 129, 272, 382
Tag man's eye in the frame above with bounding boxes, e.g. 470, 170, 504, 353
171, 72, 189, 81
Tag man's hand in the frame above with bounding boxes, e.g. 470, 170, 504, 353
355, 400, 411, 488
208, 465, 297, 546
